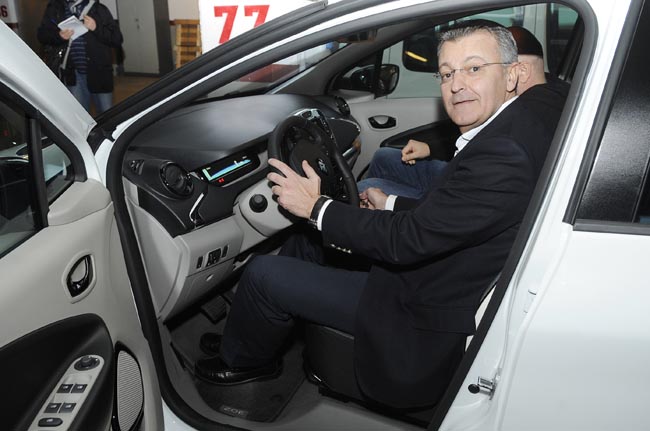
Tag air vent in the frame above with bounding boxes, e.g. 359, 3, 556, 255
160, 162, 194, 197
335, 96, 351, 116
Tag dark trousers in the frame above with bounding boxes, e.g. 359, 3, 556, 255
219, 232, 369, 367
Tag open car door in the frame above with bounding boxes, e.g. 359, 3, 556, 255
0, 24, 162, 431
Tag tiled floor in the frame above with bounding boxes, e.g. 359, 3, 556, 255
112, 75, 159, 105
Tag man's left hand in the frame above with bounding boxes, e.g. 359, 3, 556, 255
362, 187, 388, 210
267, 158, 321, 219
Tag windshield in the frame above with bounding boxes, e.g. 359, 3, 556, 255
208, 41, 346, 98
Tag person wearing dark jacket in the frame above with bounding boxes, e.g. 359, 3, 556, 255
357, 25, 568, 201
38, 0, 122, 114
195, 24, 555, 409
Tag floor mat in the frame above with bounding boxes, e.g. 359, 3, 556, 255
194, 342, 306, 422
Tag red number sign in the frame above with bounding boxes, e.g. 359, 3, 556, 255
213, 5, 270, 44
213, 6, 238, 44
244, 5, 269, 28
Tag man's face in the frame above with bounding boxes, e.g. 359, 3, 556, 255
438, 30, 517, 133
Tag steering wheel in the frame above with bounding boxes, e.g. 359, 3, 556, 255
268, 113, 359, 207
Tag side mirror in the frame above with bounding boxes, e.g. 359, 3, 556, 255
377, 64, 399, 96
349, 64, 400, 96
402, 35, 438, 73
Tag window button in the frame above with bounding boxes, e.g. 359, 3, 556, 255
44, 402, 61, 413
71, 384, 87, 393
38, 417, 63, 427
60, 402, 76, 413
57, 384, 73, 393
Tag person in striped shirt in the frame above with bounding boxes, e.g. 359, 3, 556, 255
38, 0, 123, 115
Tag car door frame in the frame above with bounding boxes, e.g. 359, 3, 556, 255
95, 0, 608, 429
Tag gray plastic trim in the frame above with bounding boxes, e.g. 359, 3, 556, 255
126, 179, 245, 321
238, 178, 293, 238
48, 180, 111, 226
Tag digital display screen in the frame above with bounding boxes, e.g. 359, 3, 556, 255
198, 152, 260, 186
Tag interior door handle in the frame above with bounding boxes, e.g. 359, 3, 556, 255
368, 116, 397, 129
67, 255, 94, 297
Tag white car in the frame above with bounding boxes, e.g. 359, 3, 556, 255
0, 0, 648, 430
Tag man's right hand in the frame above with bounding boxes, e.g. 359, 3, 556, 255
59, 29, 74, 40
401, 139, 430, 165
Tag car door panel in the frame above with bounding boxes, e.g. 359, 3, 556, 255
379, 118, 459, 161
348, 97, 447, 176
0, 178, 161, 431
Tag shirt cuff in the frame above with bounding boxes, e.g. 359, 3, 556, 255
385, 195, 397, 211
316, 199, 335, 231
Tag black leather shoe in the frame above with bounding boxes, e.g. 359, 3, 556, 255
195, 355, 282, 385
199, 332, 222, 356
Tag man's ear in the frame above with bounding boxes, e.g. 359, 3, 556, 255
506, 62, 520, 93
517, 61, 532, 85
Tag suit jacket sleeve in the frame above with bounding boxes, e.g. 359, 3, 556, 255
394, 196, 419, 211
321, 136, 535, 265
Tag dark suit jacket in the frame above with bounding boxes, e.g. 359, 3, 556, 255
321, 82, 567, 408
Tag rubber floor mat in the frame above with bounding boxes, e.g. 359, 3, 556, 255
194, 342, 306, 422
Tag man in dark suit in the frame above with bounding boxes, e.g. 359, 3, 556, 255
196, 23, 556, 409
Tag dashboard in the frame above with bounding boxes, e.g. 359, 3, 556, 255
122, 94, 360, 320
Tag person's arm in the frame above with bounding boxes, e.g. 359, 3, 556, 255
401, 139, 431, 165
393, 196, 420, 211
320, 137, 535, 265
86, 5, 123, 47
37, 3, 67, 46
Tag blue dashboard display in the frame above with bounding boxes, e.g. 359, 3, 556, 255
198, 153, 259, 186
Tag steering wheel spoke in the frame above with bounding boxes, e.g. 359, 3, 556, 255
268, 111, 359, 207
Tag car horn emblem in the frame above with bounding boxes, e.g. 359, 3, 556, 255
316, 158, 329, 175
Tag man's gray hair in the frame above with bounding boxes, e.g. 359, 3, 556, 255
437, 24, 518, 64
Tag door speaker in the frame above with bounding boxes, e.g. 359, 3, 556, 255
113, 348, 144, 431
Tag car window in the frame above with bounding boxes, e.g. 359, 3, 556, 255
0, 100, 74, 257
0, 101, 38, 256
546, 4, 580, 75
41, 128, 74, 202
334, 3, 578, 100
573, 7, 650, 226
208, 42, 346, 99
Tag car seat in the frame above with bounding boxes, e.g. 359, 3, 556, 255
303, 275, 499, 425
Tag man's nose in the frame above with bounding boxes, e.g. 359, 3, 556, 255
450, 71, 466, 92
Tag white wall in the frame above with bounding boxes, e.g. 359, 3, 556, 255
103, 0, 118, 19
168, 0, 199, 20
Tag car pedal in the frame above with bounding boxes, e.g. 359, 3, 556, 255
201, 295, 228, 323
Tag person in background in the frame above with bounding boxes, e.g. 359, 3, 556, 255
38, 0, 122, 115
357, 25, 566, 201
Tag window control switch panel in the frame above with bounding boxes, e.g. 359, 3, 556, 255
28, 355, 104, 431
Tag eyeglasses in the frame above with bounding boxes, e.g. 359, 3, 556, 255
433, 62, 513, 84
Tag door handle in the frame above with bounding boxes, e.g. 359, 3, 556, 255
368, 116, 397, 129
67, 255, 94, 297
